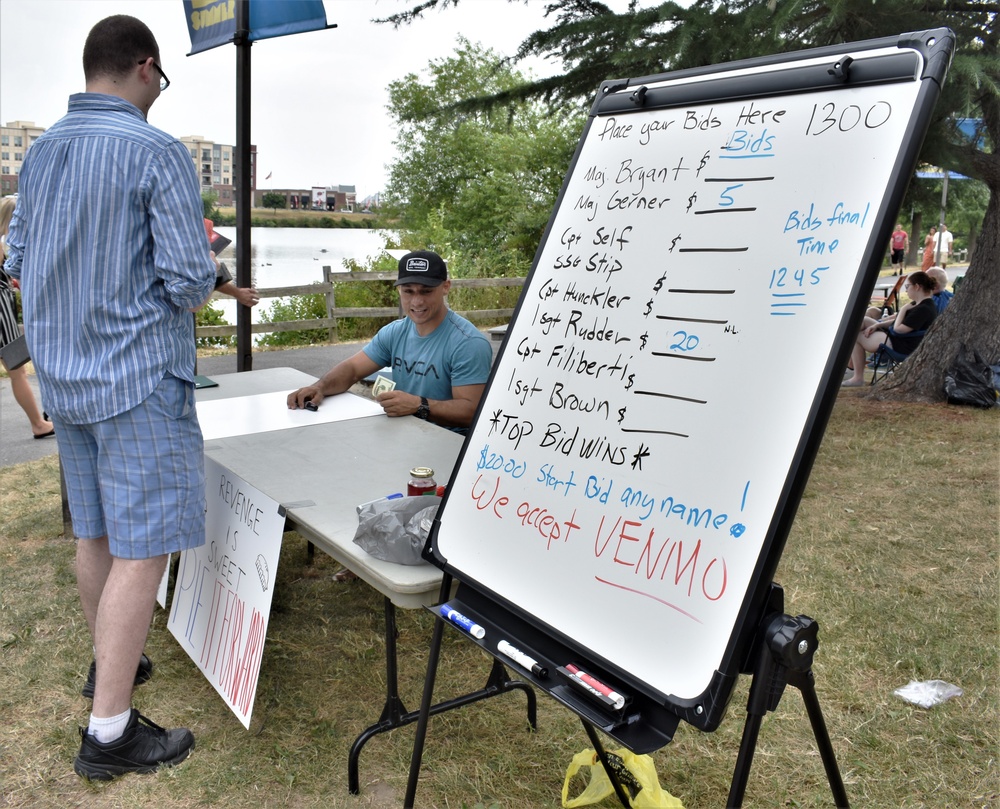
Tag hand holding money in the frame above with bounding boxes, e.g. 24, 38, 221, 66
372, 375, 396, 398
373, 389, 420, 418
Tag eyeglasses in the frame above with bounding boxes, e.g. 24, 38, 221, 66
138, 59, 170, 91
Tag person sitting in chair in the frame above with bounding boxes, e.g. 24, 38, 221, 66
927, 267, 953, 314
843, 270, 937, 387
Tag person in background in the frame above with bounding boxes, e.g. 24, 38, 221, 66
216, 275, 259, 307
842, 271, 937, 387
0, 195, 54, 438
287, 250, 492, 433
204, 218, 259, 308
4, 15, 215, 780
927, 266, 953, 314
889, 222, 908, 275
933, 224, 954, 269
866, 266, 951, 328
920, 225, 937, 272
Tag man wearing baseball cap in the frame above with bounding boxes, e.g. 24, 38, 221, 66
287, 250, 492, 433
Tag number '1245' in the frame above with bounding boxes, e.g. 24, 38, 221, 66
770, 266, 829, 287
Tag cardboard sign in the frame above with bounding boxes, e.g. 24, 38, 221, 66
168, 456, 286, 728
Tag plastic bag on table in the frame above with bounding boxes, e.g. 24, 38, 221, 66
562, 748, 684, 808
352, 495, 441, 565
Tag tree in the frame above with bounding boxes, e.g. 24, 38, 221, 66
718, 2, 999, 403
262, 191, 286, 211
202, 190, 220, 221
900, 175, 989, 267
384, 0, 999, 400
383, 38, 583, 275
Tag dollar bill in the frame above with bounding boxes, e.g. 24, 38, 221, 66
372, 375, 396, 397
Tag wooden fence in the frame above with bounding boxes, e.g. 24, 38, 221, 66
194, 267, 526, 342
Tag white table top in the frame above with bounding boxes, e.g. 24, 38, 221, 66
196, 366, 315, 401
197, 369, 463, 608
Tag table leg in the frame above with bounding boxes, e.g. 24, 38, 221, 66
348, 596, 538, 795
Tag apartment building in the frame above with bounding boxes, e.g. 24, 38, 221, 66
179, 135, 256, 207
1, 124, 254, 205
0, 120, 45, 195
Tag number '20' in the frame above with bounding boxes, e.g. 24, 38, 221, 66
670, 330, 700, 351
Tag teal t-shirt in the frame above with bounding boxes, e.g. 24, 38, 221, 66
363, 310, 492, 402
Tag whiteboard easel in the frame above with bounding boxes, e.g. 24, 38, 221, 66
408, 26, 955, 807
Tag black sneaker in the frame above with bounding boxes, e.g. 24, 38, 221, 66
81, 653, 153, 699
74, 709, 195, 781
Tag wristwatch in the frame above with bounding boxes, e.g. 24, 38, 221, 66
415, 397, 430, 420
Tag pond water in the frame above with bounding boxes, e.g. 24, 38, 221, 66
210, 226, 392, 329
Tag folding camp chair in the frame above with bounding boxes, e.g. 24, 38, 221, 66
870, 275, 906, 318
869, 329, 926, 385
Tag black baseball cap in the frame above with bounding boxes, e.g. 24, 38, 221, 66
395, 250, 447, 287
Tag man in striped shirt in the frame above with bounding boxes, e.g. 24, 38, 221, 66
4, 15, 215, 780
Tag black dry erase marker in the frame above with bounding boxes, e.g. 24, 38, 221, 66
497, 639, 548, 678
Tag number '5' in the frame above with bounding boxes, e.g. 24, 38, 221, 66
719, 183, 744, 207
811, 266, 830, 284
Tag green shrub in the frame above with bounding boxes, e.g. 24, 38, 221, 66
194, 301, 234, 348
328, 277, 398, 342
257, 291, 329, 347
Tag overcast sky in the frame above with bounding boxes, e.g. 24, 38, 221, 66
0, 0, 581, 199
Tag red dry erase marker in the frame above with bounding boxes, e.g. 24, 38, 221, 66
556, 666, 618, 710
566, 664, 626, 710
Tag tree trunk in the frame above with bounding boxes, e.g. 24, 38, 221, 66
870, 189, 999, 403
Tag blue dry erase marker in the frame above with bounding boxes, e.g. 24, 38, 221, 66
439, 605, 486, 639
356, 493, 403, 513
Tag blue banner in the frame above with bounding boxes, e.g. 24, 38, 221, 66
184, 0, 329, 54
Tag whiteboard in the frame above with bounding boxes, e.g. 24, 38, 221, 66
429, 32, 952, 714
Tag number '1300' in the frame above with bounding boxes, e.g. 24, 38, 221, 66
805, 101, 891, 135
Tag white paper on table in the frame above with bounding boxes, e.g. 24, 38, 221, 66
197, 390, 383, 440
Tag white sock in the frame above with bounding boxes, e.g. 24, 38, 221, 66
88, 708, 132, 743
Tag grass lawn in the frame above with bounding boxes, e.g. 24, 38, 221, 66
0, 394, 996, 808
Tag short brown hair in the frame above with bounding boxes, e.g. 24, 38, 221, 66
83, 15, 159, 83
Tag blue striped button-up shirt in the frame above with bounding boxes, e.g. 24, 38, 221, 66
4, 93, 215, 424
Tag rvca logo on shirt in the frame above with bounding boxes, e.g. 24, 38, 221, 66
392, 357, 441, 379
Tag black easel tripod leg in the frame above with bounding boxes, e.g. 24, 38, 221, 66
727, 710, 764, 808
728, 609, 784, 809
404, 575, 451, 808
581, 719, 633, 809
789, 669, 850, 808
729, 610, 849, 808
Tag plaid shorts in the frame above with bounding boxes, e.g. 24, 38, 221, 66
52, 374, 206, 559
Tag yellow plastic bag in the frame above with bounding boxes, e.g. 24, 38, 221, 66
562, 748, 684, 808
